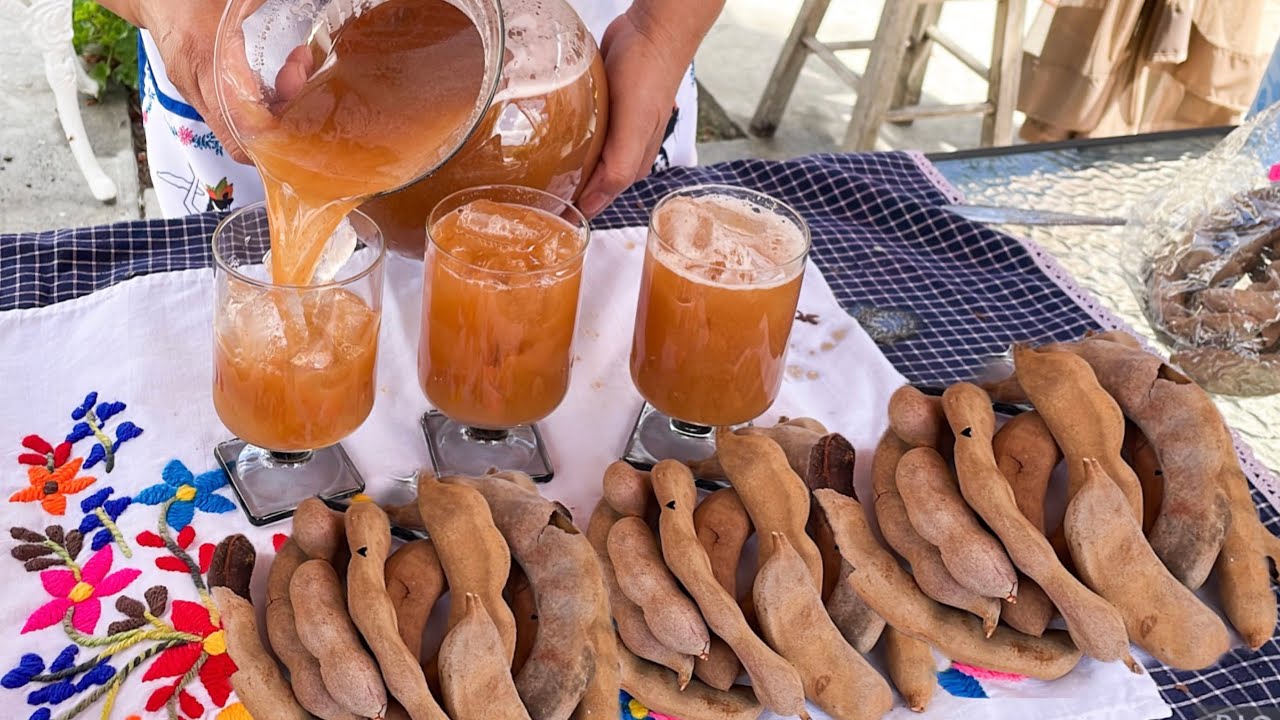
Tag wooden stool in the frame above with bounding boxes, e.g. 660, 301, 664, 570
750, 0, 1026, 151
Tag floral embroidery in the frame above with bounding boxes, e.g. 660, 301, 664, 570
7, 450, 242, 720
621, 691, 677, 720
78, 488, 132, 557
23, 546, 142, 634
938, 661, 1027, 699
18, 436, 72, 472
135, 460, 235, 532
189, 131, 224, 156
66, 393, 143, 473
10, 459, 95, 516
175, 126, 194, 146
137, 526, 214, 575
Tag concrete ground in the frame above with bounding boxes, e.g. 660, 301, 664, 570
0, 1, 1036, 233
0, 4, 140, 233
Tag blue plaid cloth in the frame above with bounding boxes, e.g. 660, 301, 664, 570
1, 151, 1277, 717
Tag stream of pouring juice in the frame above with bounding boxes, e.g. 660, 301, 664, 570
250, 0, 488, 286
213, 0, 488, 450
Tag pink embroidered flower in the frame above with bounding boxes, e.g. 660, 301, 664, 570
1270, 162, 1280, 182
23, 546, 141, 634
177, 126, 195, 146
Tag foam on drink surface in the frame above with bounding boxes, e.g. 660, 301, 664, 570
492, 0, 593, 102
651, 194, 807, 287
431, 199, 583, 273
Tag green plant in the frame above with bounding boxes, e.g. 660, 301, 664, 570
71, 0, 139, 91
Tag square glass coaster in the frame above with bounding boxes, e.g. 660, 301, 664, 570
214, 439, 365, 526
420, 410, 554, 483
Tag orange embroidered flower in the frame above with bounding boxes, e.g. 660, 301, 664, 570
9, 457, 96, 515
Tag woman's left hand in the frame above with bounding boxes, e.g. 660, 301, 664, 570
577, 4, 713, 219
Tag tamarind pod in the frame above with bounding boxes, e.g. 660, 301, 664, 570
602, 461, 655, 520
1001, 579, 1054, 637
439, 594, 532, 720
1067, 459, 1229, 670
755, 533, 893, 720
384, 540, 445, 663
1124, 426, 1164, 536
346, 502, 446, 720
651, 460, 810, 719
693, 488, 751, 689
688, 423, 824, 481
292, 559, 389, 718
896, 447, 1019, 600
416, 472, 516, 663
444, 474, 605, 720
1215, 459, 1280, 650
805, 432, 856, 497
778, 416, 829, 434
1012, 345, 1144, 521
992, 411, 1059, 534
716, 428, 824, 590
825, 563, 887, 653
888, 385, 952, 452
293, 497, 348, 565
944, 383, 1137, 669
213, 585, 311, 720
267, 541, 359, 720
508, 565, 537, 675
587, 503, 695, 687
618, 643, 762, 720
870, 433, 1001, 634
609, 516, 712, 657
815, 490, 1083, 681
570, 599, 621, 720
1065, 337, 1232, 589
883, 627, 935, 713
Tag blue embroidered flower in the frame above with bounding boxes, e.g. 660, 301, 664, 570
79, 488, 133, 551
65, 392, 144, 472
938, 667, 988, 698
135, 460, 236, 531
2, 654, 45, 690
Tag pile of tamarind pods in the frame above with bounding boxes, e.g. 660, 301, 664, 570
203, 330, 1280, 720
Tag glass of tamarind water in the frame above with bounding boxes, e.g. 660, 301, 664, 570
210, 0, 505, 521
418, 185, 590, 482
624, 185, 810, 468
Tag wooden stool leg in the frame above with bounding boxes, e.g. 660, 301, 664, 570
889, 1, 944, 123
750, 0, 834, 137
843, 1, 917, 151
981, 0, 1026, 146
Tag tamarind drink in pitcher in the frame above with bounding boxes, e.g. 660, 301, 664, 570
212, 0, 495, 450
362, 0, 609, 257
631, 187, 811, 427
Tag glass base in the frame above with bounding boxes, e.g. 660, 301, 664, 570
214, 439, 365, 526
623, 403, 742, 488
420, 411, 553, 483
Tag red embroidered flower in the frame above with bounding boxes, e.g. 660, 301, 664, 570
136, 526, 215, 574
10, 457, 96, 515
177, 126, 195, 146
23, 546, 141, 633
143, 600, 236, 716
17, 435, 71, 469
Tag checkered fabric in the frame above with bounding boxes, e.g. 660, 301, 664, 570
2, 151, 1276, 717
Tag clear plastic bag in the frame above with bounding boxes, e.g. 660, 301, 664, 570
1131, 102, 1280, 396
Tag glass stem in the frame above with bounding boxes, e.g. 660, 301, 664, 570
268, 450, 315, 465
466, 427, 510, 443
670, 419, 714, 438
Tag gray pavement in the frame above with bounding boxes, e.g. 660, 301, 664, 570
0, 1, 1037, 233
0, 7, 140, 233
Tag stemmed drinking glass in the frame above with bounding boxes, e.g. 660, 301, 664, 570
211, 204, 385, 525
418, 185, 590, 481
624, 185, 811, 469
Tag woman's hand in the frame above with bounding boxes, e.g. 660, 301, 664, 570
578, 0, 726, 219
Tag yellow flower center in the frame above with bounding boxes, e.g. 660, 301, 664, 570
203, 630, 227, 656
627, 699, 650, 718
68, 581, 95, 603
175, 485, 198, 502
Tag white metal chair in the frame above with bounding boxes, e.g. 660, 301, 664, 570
5, 0, 118, 202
